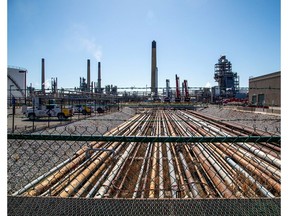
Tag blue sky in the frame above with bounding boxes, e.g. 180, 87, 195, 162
8, 0, 280, 89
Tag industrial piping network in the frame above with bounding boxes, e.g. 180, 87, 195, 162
13, 109, 280, 199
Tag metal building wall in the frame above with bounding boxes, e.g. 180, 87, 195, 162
249, 71, 280, 107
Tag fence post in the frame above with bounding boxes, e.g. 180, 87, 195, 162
12, 97, 15, 133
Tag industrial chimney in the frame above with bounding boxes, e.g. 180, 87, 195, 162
166, 79, 170, 98
175, 74, 181, 102
151, 40, 157, 98
87, 59, 91, 92
41, 58, 45, 95
98, 62, 101, 93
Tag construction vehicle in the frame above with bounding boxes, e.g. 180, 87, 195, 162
74, 103, 108, 114
73, 104, 94, 115
23, 97, 73, 120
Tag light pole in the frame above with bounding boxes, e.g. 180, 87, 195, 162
9, 84, 14, 107
19, 70, 27, 105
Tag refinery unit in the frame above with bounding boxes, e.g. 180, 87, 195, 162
10, 40, 280, 107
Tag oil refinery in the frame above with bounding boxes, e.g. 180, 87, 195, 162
7, 40, 281, 215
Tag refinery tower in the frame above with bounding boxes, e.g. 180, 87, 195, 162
214, 55, 239, 98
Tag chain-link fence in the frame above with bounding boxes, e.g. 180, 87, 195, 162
7, 107, 280, 214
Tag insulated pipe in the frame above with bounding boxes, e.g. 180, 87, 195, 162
94, 142, 136, 198
75, 115, 146, 198
75, 151, 115, 197
132, 115, 153, 198
141, 142, 153, 198
181, 110, 280, 162
158, 114, 164, 198
75, 146, 122, 197
191, 144, 236, 198
197, 143, 235, 189
164, 113, 191, 198
178, 151, 200, 198
132, 143, 151, 198
23, 142, 103, 196
164, 111, 193, 198
226, 157, 275, 198
184, 144, 214, 198
112, 114, 153, 198
236, 142, 280, 168
161, 111, 177, 198
114, 144, 141, 198
59, 142, 120, 197
140, 112, 156, 198
13, 156, 74, 196
86, 162, 114, 198
45, 152, 99, 196
149, 113, 159, 198
224, 141, 281, 181
180, 110, 230, 137
55, 115, 146, 198
16, 109, 280, 199
252, 157, 281, 180
177, 110, 241, 197
171, 111, 233, 198
171, 143, 190, 198
214, 142, 281, 194
94, 114, 149, 198
180, 110, 279, 197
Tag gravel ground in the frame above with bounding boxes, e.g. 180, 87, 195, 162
197, 106, 281, 135
8, 106, 280, 195
8, 107, 136, 194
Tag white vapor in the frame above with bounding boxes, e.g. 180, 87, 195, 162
68, 23, 103, 62
80, 38, 103, 62
205, 82, 211, 88
34, 79, 51, 89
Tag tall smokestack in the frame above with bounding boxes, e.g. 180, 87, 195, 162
98, 62, 101, 93
41, 58, 45, 95
151, 40, 157, 97
87, 59, 90, 92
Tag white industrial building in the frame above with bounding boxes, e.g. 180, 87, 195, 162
7, 66, 27, 106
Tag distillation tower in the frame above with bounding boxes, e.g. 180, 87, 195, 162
214, 55, 239, 98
